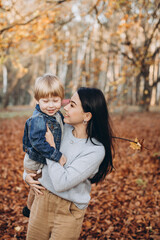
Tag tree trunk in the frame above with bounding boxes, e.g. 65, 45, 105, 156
135, 73, 141, 104
2, 65, 8, 94
73, 31, 89, 91
141, 67, 151, 111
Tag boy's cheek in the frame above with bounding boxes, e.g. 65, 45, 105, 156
57, 102, 62, 108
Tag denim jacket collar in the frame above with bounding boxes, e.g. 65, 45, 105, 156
35, 104, 56, 120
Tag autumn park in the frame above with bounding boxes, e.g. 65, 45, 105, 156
0, 0, 160, 239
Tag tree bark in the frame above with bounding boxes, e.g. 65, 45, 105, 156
141, 67, 151, 111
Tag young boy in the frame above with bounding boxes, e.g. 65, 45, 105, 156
22, 73, 66, 217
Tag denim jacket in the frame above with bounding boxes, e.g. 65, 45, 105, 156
23, 104, 64, 164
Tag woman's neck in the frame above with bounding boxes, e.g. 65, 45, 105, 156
72, 125, 88, 139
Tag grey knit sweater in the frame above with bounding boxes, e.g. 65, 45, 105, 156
24, 124, 105, 209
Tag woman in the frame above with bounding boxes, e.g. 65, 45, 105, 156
24, 87, 114, 240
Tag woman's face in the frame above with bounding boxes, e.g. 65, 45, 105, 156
63, 92, 85, 126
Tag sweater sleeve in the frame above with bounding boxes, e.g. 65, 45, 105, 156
46, 145, 105, 192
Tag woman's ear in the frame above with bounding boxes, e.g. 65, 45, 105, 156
84, 112, 92, 122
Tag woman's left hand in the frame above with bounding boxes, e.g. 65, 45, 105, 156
25, 173, 45, 195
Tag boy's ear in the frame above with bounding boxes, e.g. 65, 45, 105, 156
36, 100, 39, 104
84, 112, 92, 122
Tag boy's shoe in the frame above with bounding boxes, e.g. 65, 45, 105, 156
22, 206, 30, 217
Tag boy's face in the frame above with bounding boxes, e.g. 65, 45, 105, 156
37, 96, 62, 116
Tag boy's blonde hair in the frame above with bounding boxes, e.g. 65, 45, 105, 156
34, 73, 64, 101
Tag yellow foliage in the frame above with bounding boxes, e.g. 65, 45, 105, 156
130, 138, 141, 150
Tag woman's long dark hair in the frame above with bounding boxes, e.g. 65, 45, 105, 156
77, 87, 114, 184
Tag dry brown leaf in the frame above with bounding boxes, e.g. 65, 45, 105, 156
0, 113, 160, 239
130, 138, 141, 150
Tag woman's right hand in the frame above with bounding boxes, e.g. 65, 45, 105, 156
25, 173, 45, 195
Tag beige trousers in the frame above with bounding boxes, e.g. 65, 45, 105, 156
26, 189, 86, 240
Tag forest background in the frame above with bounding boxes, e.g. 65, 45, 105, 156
0, 0, 160, 111
0, 0, 160, 239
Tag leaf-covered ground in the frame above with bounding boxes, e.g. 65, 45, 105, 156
0, 112, 160, 239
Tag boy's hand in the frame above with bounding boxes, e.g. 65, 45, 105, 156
45, 124, 55, 148
59, 155, 67, 166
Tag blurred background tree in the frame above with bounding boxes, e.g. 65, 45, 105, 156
0, 0, 160, 111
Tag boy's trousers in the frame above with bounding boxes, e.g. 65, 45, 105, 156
26, 189, 86, 240
25, 168, 42, 210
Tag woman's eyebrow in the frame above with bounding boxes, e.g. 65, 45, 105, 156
70, 100, 77, 105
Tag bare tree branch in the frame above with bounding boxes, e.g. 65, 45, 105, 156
121, 52, 137, 66
46, 0, 68, 4
151, 2, 160, 19
144, 18, 160, 57
0, 15, 40, 34
87, 0, 101, 15
0, 0, 69, 35
151, 46, 160, 60
152, 77, 160, 88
